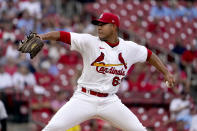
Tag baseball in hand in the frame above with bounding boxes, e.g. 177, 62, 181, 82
166, 81, 170, 87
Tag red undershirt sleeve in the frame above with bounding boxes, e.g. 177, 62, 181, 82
146, 48, 152, 61
58, 31, 71, 45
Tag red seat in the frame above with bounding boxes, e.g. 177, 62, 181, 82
119, 9, 128, 17
123, 2, 134, 12
129, 92, 149, 103
121, 18, 131, 30
166, 122, 177, 131
140, 114, 153, 127
155, 125, 167, 131
98, 0, 107, 5
192, 21, 197, 31
32, 112, 52, 125
163, 92, 175, 104
108, 2, 118, 11
141, 1, 151, 13
114, 0, 124, 6
148, 108, 167, 119
130, 107, 139, 115
153, 121, 162, 129
130, 107, 146, 116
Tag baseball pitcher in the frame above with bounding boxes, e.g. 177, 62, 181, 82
18, 12, 175, 131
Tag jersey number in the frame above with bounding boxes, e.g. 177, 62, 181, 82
112, 76, 120, 86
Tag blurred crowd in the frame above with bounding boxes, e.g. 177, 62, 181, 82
0, 0, 197, 131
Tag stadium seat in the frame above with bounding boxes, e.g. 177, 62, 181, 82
130, 107, 147, 116
115, 0, 124, 6
123, 2, 134, 12
108, 2, 118, 11
32, 112, 52, 125
98, 0, 107, 5
140, 114, 153, 127
166, 122, 177, 131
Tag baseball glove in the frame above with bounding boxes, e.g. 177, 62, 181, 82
18, 32, 44, 59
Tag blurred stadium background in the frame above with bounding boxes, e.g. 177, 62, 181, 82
0, 0, 197, 130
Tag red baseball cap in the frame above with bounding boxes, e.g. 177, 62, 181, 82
92, 12, 120, 27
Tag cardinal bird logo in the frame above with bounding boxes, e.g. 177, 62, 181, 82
118, 53, 127, 69
91, 52, 127, 69
91, 52, 105, 66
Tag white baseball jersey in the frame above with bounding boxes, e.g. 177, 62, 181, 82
70, 32, 148, 94
43, 32, 148, 131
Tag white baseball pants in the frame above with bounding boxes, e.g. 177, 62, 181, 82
42, 90, 146, 131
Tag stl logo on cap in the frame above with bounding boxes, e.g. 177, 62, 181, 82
92, 12, 120, 27
99, 13, 103, 19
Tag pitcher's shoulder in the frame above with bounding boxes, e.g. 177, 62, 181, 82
71, 32, 97, 39
122, 39, 139, 48
83, 33, 97, 38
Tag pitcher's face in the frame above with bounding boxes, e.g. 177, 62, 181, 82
97, 23, 115, 41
